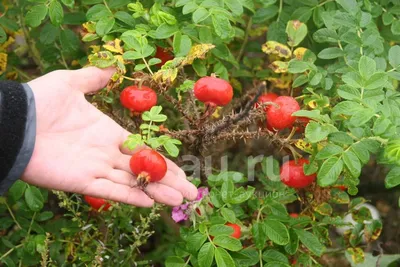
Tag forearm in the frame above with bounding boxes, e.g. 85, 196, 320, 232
0, 81, 36, 194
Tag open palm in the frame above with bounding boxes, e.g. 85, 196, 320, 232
22, 67, 197, 207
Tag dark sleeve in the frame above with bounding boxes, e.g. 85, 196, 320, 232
0, 81, 36, 194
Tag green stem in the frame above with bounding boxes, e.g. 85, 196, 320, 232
183, 255, 191, 267
103, 0, 112, 13
277, 0, 283, 22
236, 17, 253, 63
142, 57, 154, 75
0, 244, 23, 261
317, 0, 334, 7
6, 202, 21, 229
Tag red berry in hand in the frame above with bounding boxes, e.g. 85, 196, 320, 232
226, 223, 241, 239
255, 93, 279, 111
155, 46, 174, 67
84, 196, 111, 211
266, 96, 300, 130
280, 159, 316, 188
194, 76, 233, 107
120, 85, 157, 113
289, 213, 299, 218
130, 149, 167, 185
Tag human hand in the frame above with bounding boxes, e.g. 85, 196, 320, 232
22, 67, 198, 207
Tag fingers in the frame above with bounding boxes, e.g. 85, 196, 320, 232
84, 178, 154, 207
115, 153, 198, 202
70, 67, 116, 94
105, 168, 184, 206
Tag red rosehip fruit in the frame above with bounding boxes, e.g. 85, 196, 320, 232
280, 159, 316, 188
289, 213, 299, 218
255, 93, 279, 111
84, 196, 111, 211
120, 85, 157, 113
130, 149, 167, 185
335, 185, 347, 191
226, 223, 241, 239
266, 96, 300, 130
194, 76, 233, 107
155, 46, 174, 67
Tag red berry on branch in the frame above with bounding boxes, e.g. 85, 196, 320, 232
194, 76, 233, 107
280, 159, 316, 188
155, 46, 174, 67
120, 85, 157, 113
255, 93, 279, 111
130, 149, 167, 185
294, 117, 310, 133
226, 223, 241, 239
266, 96, 300, 130
84, 196, 111, 211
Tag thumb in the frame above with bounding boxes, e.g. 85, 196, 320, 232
71, 66, 116, 94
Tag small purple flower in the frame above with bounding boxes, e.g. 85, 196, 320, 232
196, 187, 209, 201
172, 206, 189, 223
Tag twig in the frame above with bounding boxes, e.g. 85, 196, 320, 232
205, 82, 266, 135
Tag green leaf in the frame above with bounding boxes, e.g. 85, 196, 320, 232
164, 139, 181, 157
88, 51, 116, 68
165, 256, 186, 267
198, 242, 215, 267
96, 16, 115, 36
173, 33, 192, 57
209, 225, 234, 236
385, 167, 400, 189
193, 7, 210, 23
358, 56, 375, 79
391, 20, 400, 35
262, 249, 289, 264
349, 108, 375, 126
8, 180, 27, 202
40, 23, 59, 45
292, 74, 308, 87
213, 236, 242, 251
284, 229, 299, 255
49, 0, 64, 26
221, 208, 236, 223
86, 4, 111, 21
25, 186, 44, 212
336, 0, 359, 16
389, 45, 400, 68
342, 72, 363, 88
365, 72, 388, 90
221, 179, 234, 203
317, 157, 343, 187
252, 222, 267, 250
318, 47, 344, 59
60, 29, 80, 52
294, 229, 325, 256
337, 85, 361, 100
313, 28, 338, 43
264, 220, 289, 245
305, 121, 333, 143
0, 17, 19, 32
25, 5, 48, 27
193, 58, 207, 76
316, 144, 344, 160
61, 0, 75, 8
286, 20, 308, 47
343, 150, 361, 178
382, 12, 394, 26
36, 211, 54, 222
291, 7, 312, 22
225, 0, 243, 16
215, 247, 235, 267
211, 13, 232, 39
253, 6, 278, 24
288, 60, 309, 73
230, 186, 255, 204
186, 232, 207, 253
153, 23, 179, 39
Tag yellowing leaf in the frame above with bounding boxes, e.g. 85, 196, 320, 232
90, 45, 101, 53
0, 36, 15, 51
103, 39, 123, 54
269, 61, 288, 73
71, 60, 80, 66
212, 107, 222, 119
295, 139, 313, 154
261, 41, 292, 59
266, 74, 293, 89
0, 52, 7, 75
294, 47, 308, 60
347, 247, 365, 264
249, 26, 268, 38
153, 68, 178, 83
88, 51, 116, 68
82, 22, 96, 33
182, 43, 215, 65
6, 71, 18, 80
115, 55, 127, 74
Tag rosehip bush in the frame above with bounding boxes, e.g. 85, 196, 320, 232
1, 0, 400, 266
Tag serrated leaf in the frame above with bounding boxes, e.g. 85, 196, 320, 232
186, 232, 207, 253
358, 56, 375, 79
318, 47, 344, 59
49, 0, 64, 26
316, 144, 344, 160
209, 225, 234, 237
343, 150, 361, 178
221, 208, 236, 223
198, 242, 215, 267
252, 222, 267, 249
264, 220, 289, 245
215, 247, 235, 267
213, 236, 242, 251
26, 5, 48, 27
317, 157, 343, 187
389, 45, 400, 68
25, 186, 44, 212
385, 167, 400, 189
294, 229, 325, 256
